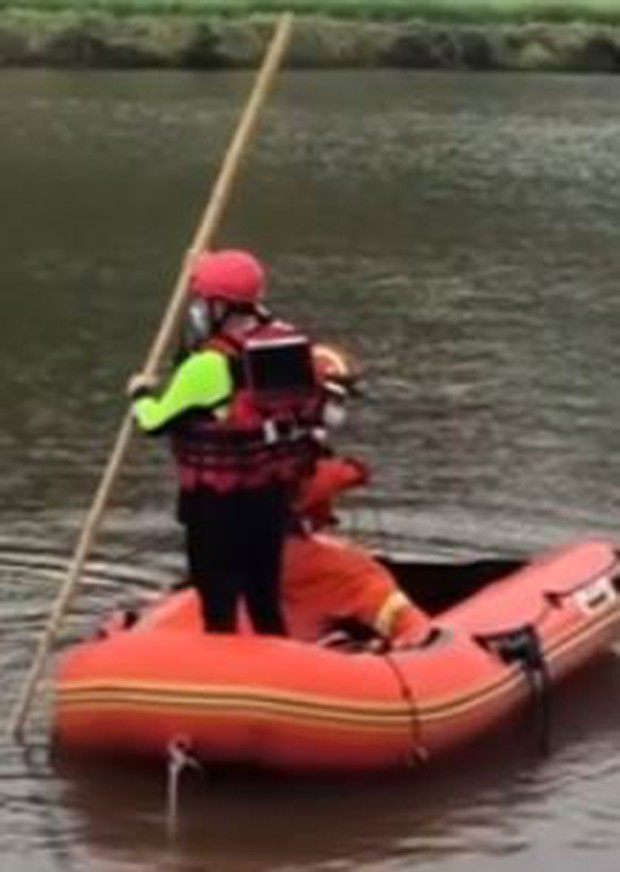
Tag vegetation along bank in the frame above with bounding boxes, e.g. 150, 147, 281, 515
2, 1, 620, 69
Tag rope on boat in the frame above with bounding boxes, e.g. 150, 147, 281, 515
475, 625, 552, 758
166, 735, 202, 837
381, 650, 428, 767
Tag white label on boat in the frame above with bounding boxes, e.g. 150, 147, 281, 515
574, 575, 617, 616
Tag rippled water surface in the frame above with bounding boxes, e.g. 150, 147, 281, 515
1, 69, 620, 871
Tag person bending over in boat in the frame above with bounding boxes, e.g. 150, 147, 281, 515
128, 249, 322, 635
282, 344, 430, 647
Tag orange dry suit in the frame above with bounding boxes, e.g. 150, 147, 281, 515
281, 455, 430, 644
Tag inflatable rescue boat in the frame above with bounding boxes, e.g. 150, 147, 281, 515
53, 538, 620, 774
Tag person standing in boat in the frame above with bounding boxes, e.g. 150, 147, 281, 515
128, 249, 322, 635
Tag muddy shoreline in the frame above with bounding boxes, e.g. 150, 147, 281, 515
1, 12, 620, 70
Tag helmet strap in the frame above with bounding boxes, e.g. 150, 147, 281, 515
208, 299, 233, 335
254, 302, 273, 324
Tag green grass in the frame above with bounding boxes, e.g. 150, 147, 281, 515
2, 0, 620, 25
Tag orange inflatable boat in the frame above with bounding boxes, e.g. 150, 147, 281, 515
53, 537, 620, 774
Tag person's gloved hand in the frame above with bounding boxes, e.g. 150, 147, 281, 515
341, 456, 370, 485
126, 372, 158, 400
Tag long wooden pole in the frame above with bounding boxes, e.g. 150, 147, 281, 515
8, 13, 295, 740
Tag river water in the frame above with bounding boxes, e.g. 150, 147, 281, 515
1, 69, 620, 871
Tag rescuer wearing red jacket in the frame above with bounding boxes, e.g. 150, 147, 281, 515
129, 250, 321, 635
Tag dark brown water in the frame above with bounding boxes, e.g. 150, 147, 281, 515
1, 69, 620, 871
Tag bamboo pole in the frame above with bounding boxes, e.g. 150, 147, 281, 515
8, 13, 295, 741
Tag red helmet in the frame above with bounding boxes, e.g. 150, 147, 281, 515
312, 343, 361, 397
189, 249, 265, 305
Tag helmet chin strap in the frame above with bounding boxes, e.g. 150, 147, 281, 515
217, 301, 272, 333
183, 298, 234, 349
254, 302, 273, 323
208, 299, 233, 335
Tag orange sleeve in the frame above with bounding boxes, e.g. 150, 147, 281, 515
295, 456, 369, 528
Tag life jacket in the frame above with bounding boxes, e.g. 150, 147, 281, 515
172, 317, 322, 492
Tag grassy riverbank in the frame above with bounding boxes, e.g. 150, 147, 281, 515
3, 2, 620, 25
2, 1, 620, 68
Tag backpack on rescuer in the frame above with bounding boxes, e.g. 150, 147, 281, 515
223, 319, 319, 426
173, 318, 323, 493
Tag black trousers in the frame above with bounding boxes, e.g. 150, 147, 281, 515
180, 484, 289, 635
